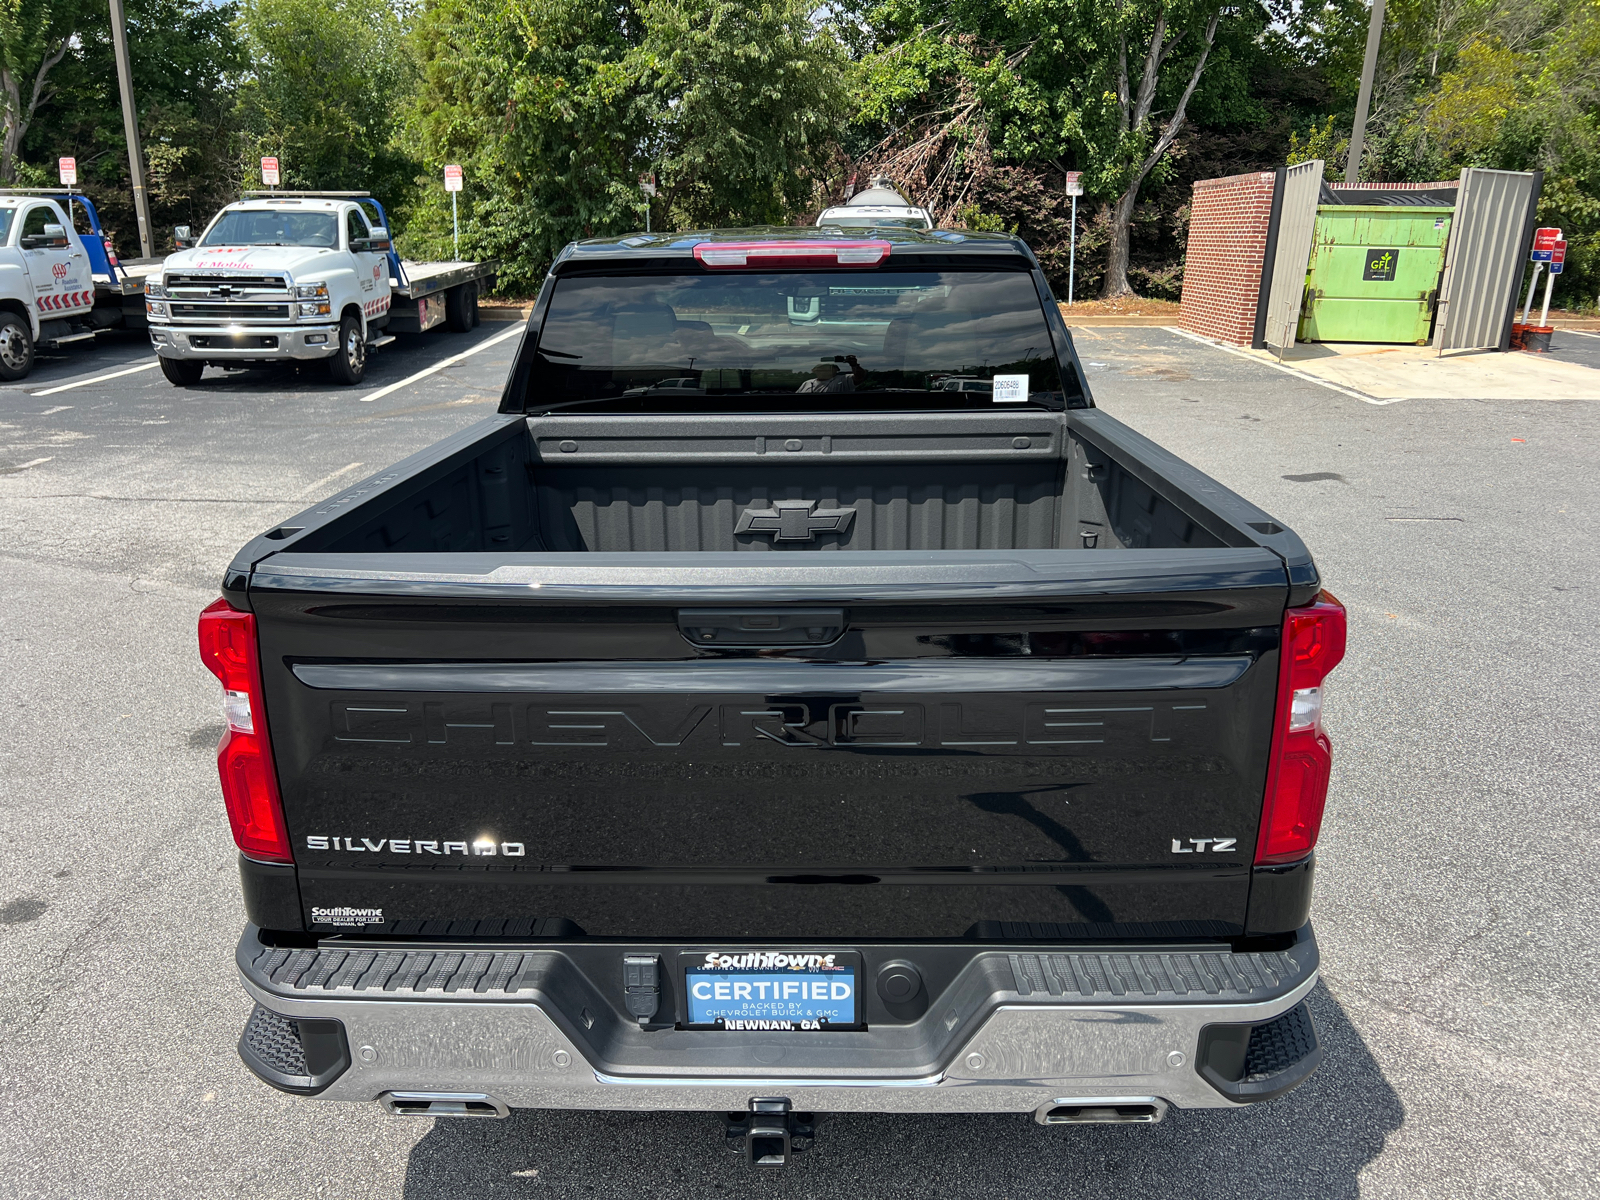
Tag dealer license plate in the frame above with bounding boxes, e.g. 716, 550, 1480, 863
682, 950, 860, 1030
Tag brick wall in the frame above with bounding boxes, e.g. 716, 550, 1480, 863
1178, 171, 1278, 346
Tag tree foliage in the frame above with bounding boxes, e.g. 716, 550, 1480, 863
398, 0, 846, 291
237, 0, 419, 200
22, 0, 241, 243
4, 0, 1597, 307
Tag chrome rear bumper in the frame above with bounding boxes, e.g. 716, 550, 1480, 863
236, 925, 1322, 1115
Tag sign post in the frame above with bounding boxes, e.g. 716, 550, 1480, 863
639, 173, 657, 234
1065, 171, 1083, 305
444, 164, 463, 259
260, 156, 280, 193
1539, 240, 1565, 327
58, 157, 76, 193
1524, 227, 1561, 324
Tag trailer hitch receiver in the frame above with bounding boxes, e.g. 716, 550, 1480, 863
723, 1098, 817, 1167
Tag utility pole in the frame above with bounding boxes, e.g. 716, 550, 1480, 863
1345, 0, 1386, 184
108, 0, 154, 258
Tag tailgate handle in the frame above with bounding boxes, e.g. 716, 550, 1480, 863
678, 608, 846, 647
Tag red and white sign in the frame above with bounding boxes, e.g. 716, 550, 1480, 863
1532, 227, 1562, 251
444, 164, 463, 193
1552, 240, 1567, 264
58, 157, 76, 187
1065, 170, 1083, 197
260, 156, 280, 186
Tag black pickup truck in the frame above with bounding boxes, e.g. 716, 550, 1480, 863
201, 228, 1346, 1163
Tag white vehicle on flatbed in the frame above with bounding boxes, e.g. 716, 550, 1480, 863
145, 191, 497, 387
0, 192, 101, 379
815, 175, 932, 231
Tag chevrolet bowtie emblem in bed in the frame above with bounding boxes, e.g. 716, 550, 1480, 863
735, 499, 857, 542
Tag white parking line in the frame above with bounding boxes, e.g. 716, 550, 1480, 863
357, 323, 526, 403
1163, 327, 1397, 405
1565, 329, 1600, 340
2, 456, 53, 473
31, 359, 162, 396
289, 461, 364, 501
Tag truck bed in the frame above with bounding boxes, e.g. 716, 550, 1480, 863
395, 259, 498, 300
228, 405, 1317, 943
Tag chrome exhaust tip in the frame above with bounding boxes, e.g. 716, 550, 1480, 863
1034, 1097, 1167, 1125
380, 1091, 509, 1118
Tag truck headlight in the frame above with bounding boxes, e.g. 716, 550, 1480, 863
145, 281, 166, 298
147, 301, 167, 316
299, 301, 331, 316
296, 283, 329, 299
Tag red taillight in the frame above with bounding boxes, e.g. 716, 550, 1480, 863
1256, 590, 1348, 865
198, 598, 291, 863
693, 240, 891, 269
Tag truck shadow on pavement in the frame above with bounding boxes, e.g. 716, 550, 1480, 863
400, 983, 1402, 1199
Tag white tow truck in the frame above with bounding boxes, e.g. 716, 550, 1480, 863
0, 192, 103, 379
145, 191, 497, 387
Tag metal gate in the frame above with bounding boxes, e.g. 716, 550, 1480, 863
1297, 205, 1453, 344
1436, 168, 1542, 351
1260, 161, 1322, 352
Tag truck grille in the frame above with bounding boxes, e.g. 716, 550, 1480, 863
171, 302, 291, 321
165, 272, 293, 324
167, 273, 288, 290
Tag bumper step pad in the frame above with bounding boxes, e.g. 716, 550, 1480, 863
253, 945, 546, 996
1006, 948, 1304, 1001
1244, 1001, 1319, 1079
1196, 999, 1323, 1102
249, 942, 1311, 1005
237, 1002, 352, 1096
242, 1004, 307, 1076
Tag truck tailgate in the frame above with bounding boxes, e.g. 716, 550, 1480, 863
249, 549, 1288, 940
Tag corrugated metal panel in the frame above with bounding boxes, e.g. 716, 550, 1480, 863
1436, 168, 1539, 351
1262, 161, 1323, 351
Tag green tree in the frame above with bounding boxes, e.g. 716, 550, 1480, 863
633, 0, 847, 229
26, 0, 243, 249
1092, 1, 1222, 297
0, 0, 89, 182
841, 0, 1274, 298
402, 0, 848, 292
237, 0, 419, 203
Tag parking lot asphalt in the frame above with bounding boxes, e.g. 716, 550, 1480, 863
1, 323, 1595, 1199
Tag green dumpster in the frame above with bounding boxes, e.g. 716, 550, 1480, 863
1297, 205, 1453, 344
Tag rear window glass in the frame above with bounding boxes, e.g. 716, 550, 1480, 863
531, 270, 1064, 410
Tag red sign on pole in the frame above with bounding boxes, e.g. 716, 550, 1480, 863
1532, 227, 1562, 250
260, 156, 280, 186
1065, 171, 1083, 197
58, 157, 76, 187
443, 164, 463, 192
1552, 240, 1567, 264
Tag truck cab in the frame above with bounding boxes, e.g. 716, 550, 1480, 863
147, 193, 395, 387
0, 194, 97, 379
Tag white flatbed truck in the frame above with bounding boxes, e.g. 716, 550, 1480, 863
146, 191, 498, 386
